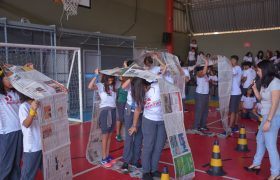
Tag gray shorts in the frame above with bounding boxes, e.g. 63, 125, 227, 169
99, 108, 116, 134
116, 102, 126, 122
229, 95, 242, 113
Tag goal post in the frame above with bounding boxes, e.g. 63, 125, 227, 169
0, 43, 84, 122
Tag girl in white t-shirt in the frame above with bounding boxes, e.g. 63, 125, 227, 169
254, 50, 264, 66
243, 52, 253, 63
241, 89, 258, 121
129, 77, 166, 180
193, 58, 209, 131
18, 94, 42, 180
0, 68, 22, 180
88, 69, 117, 168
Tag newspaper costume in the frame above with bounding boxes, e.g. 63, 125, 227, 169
2, 65, 72, 180
86, 53, 195, 179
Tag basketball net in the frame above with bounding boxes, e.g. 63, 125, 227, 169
63, 0, 80, 20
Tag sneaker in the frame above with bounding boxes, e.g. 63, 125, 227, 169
142, 173, 153, 180
133, 162, 142, 169
218, 130, 232, 138
115, 134, 123, 142
151, 171, 162, 177
101, 159, 112, 168
121, 162, 129, 173
106, 155, 117, 164
231, 126, 239, 133
200, 127, 209, 131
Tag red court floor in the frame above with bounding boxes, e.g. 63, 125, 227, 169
40, 105, 278, 179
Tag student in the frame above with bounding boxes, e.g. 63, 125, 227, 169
196, 51, 205, 65
192, 58, 210, 132
228, 55, 242, 134
143, 55, 162, 75
254, 50, 264, 65
182, 66, 190, 112
241, 89, 258, 121
243, 52, 253, 62
266, 50, 273, 61
189, 39, 198, 50
209, 68, 218, 97
115, 60, 134, 142
88, 69, 117, 168
0, 68, 22, 180
121, 78, 143, 172
129, 77, 166, 180
188, 47, 196, 66
245, 60, 280, 180
18, 94, 42, 180
271, 50, 280, 64
241, 62, 256, 95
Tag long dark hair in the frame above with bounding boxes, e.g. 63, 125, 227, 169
0, 68, 15, 95
131, 77, 151, 107
257, 50, 264, 59
100, 74, 116, 95
257, 60, 279, 88
18, 92, 33, 103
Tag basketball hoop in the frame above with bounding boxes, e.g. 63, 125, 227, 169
62, 0, 80, 20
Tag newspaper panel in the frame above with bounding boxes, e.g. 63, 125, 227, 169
218, 56, 233, 132
86, 91, 103, 164
159, 79, 195, 180
4, 65, 72, 180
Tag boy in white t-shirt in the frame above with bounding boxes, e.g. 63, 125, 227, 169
188, 48, 196, 66
241, 62, 256, 95
18, 94, 42, 180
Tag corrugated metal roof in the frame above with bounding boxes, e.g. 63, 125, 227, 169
175, 0, 280, 33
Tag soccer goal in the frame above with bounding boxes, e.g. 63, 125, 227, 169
0, 43, 83, 122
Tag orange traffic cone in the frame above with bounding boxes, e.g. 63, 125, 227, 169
235, 125, 249, 152
207, 139, 226, 176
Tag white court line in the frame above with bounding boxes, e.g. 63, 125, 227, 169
72, 156, 122, 178
159, 161, 240, 180
207, 119, 221, 126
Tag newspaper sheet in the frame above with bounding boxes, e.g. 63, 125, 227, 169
3, 65, 72, 180
86, 90, 103, 164
159, 79, 195, 180
218, 56, 232, 132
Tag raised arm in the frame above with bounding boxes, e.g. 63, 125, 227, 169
88, 69, 99, 90
252, 81, 261, 101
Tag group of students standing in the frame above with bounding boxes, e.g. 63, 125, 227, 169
88, 55, 181, 180
0, 65, 42, 180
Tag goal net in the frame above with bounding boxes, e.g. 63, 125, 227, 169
0, 43, 83, 122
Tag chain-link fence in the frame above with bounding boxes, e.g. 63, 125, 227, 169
0, 43, 83, 122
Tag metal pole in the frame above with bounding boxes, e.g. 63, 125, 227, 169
4, 19, 8, 63
66, 51, 76, 89
53, 29, 58, 81
77, 49, 84, 122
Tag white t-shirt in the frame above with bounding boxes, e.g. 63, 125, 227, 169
209, 75, 218, 82
183, 68, 190, 79
196, 75, 209, 94
190, 43, 197, 49
143, 83, 163, 121
242, 68, 256, 88
260, 78, 280, 115
254, 57, 262, 65
188, 51, 196, 61
231, 66, 242, 95
0, 91, 21, 134
241, 95, 256, 109
149, 66, 161, 75
96, 83, 116, 108
19, 102, 42, 152
243, 56, 253, 62
163, 71, 174, 84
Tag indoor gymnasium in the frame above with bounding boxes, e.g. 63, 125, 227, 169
0, 0, 280, 180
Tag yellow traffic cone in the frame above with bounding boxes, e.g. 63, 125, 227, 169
207, 139, 226, 176
161, 166, 170, 180
235, 125, 249, 152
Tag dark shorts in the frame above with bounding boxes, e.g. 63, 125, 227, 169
229, 95, 242, 113
116, 102, 126, 122
99, 108, 116, 134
